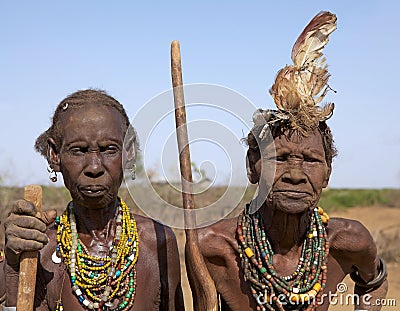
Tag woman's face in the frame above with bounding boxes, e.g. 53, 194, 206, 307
250, 129, 331, 214
51, 104, 125, 209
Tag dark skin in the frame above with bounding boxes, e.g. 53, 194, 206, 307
197, 130, 388, 310
4, 104, 184, 310
0, 258, 5, 303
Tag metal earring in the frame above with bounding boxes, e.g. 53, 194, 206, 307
130, 164, 136, 180
47, 165, 58, 182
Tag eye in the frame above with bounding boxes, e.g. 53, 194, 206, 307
275, 155, 287, 162
69, 146, 88, 156
304, 157, 321, 163
100, 145, 120, 155
265, 154, 287, 162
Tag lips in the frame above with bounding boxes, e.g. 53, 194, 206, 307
273, 190, 312, 198
79, 185, 108, 197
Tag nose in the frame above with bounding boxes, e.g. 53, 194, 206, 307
84, 152, 105, 178
282, 167, 307, 185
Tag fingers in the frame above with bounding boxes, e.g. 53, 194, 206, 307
4, 200, 56, 271
6, 235, 47, 254
5, 217, 49, 256
36, 210, 57, 226
9, 200, 57, 227
5, 214, 47, 232
12, 199, 38, 216
11, 200, 57, 225
6, 220, 49, 245
4, 200, 56, 257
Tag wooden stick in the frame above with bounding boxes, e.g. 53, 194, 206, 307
17, 185, 42, 311
171, 40, 218, 311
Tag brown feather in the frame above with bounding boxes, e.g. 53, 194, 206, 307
292, 11, 337, 69
269, 11, 337, 134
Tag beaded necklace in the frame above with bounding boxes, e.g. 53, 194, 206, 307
237, 206, 329, 311
55, 198, 139, 311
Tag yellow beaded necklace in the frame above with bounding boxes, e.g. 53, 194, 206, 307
55, 198, 139, 310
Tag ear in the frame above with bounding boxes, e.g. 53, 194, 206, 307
47, 138, 61, 172
124, 133, 136, 168
246, 148, 260, 184
322, 165, 331, 188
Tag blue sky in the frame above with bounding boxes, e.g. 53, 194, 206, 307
0, 1, 399, 188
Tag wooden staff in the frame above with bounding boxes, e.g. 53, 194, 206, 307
171, 40, 218, 311
17, 185, 42, 311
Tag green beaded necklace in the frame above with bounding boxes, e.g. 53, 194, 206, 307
237, 205, 329, 311
55, 198, 139, 311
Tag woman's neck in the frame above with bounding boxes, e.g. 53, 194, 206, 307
259, 205, 310, 255
72, 198, 119, 242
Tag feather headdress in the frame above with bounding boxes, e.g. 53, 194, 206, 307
260, 11, 337, 135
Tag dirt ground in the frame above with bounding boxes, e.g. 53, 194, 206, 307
176, 206, 400, 310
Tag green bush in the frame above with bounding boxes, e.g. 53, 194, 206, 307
319, 189, 400, 212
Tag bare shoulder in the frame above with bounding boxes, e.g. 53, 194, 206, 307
327, 217, 375, 253
133, 214, 177, 246
197, 217, 239, 258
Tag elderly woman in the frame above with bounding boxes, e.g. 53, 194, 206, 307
196, 12, 388, 311
3, 89, 184, 310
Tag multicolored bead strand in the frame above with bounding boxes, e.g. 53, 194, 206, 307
55, 198, 139, 310
237, 206, 329, 311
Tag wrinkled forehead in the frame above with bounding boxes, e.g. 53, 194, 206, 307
58, 103, 125, 139
273, 129, 325, 152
